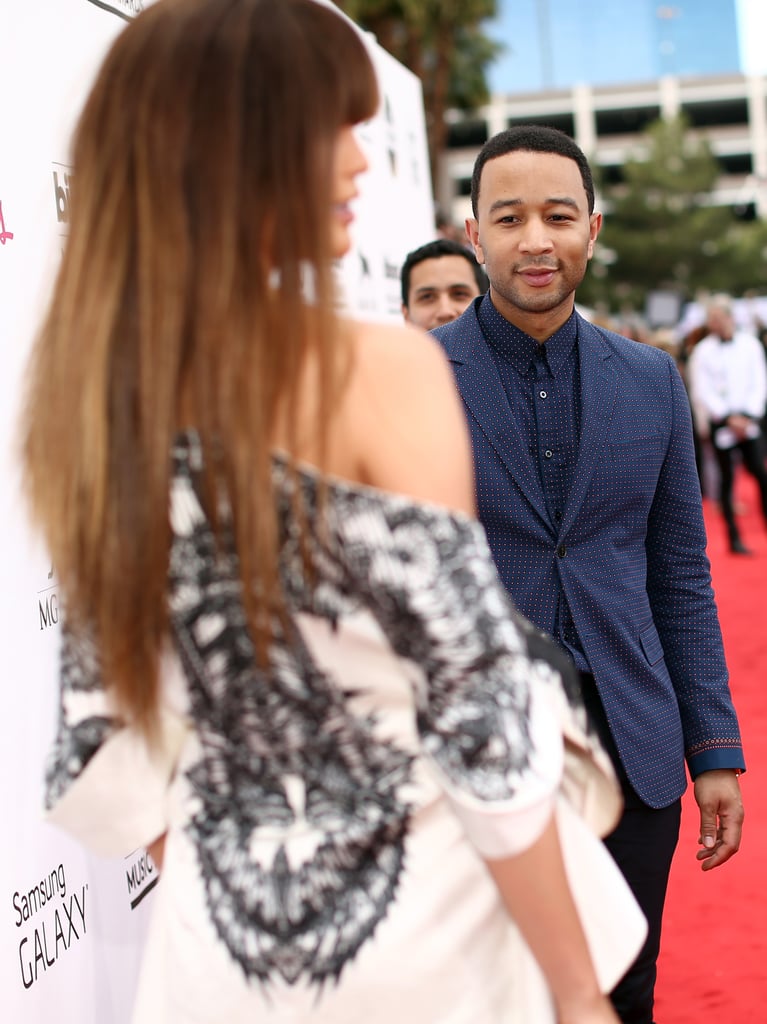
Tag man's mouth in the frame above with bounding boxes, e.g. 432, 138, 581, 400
517, 266, 557, 287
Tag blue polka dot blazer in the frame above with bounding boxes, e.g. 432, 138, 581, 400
434, 301, 744, 808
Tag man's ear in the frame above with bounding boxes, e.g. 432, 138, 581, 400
587, 211, 603, 259
401, 303, 411, 323
466, 218, 484, 264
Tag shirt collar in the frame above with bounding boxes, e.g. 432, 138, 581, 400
477, 293, 578, 374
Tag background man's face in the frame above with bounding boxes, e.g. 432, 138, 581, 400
707, 307, 734, 338
403, 255, 481, 330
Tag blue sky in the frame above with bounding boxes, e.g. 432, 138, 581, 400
485, 0, 765, 94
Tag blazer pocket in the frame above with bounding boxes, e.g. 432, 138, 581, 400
639, 622, 665, 666
608, 435, 665, 448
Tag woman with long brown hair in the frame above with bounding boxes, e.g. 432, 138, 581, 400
21, 2, 638, 1021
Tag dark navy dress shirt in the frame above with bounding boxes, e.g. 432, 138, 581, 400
477, 294, 590, 670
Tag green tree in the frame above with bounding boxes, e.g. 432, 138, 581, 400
335, 0, 500, 188
579, 115, 767, 314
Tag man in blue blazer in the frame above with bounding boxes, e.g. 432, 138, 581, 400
432, 126, 744, 1024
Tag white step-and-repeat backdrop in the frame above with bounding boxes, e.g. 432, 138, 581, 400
0, 2, 434, 1021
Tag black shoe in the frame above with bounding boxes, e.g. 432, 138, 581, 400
730, 539, 753, 555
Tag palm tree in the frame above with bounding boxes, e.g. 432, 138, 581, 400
335, 0, 499, 189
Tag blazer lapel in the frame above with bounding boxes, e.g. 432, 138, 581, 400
560, 317, 617, 537
443, 307, 552, 530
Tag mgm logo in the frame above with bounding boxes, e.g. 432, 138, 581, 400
38, 564, 58, 632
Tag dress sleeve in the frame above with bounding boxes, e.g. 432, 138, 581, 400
329, 495, 569, 860
44, 624, 188, 857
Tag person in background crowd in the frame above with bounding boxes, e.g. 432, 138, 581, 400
432, 124, 745, 1024
687, 294, 767, 555
19, 2, 634, 1022
435, 206, 468, 245
400, 238, 486, 331
678, 322, 716, 498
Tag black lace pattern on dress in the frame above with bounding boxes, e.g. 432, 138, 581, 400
47, 429, 570, 992
44, 627, 118, 808
166, 433, 545, 988
168, 443, 414, 986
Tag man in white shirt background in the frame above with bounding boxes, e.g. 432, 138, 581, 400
688, 294, 767, 555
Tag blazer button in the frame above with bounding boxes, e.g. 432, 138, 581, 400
557, 544, 567, 558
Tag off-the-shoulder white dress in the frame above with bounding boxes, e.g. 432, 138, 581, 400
44, 431, 643, 1023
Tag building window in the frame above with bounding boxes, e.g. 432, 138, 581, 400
681, 98, 748, 128
594, 106, 661, 137
599, 164, 625, 186
507, 112, 575, 136
717, 152, 753, 175
733, 201, 757, 222
446, 120, 489, 149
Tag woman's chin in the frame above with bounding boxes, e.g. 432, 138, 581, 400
331, 236, 352, 260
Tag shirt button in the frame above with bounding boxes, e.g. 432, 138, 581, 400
544, 449, 553, 459
539, 390, 547, 399
557, 544, 567, 558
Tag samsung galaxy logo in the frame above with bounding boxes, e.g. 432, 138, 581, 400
12, 863, 89, 991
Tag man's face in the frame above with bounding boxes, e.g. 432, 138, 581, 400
402, 255, 481, 330
467, 150, 601, 338
707, 307, 734, 339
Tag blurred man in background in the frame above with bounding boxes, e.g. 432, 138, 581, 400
688, 294, 767, 555
401, 238, 486, 331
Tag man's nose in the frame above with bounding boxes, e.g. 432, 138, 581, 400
518, 219, 554, 253
435, 296, 458, 322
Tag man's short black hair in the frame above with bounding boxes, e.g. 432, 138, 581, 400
400, 238, 487, 307
470, 125, 595, 217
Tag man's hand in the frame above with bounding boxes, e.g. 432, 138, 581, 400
727, 414, 753, 441
694, 769, 744, 871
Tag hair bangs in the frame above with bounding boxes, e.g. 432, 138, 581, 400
335, 31, 379, 126
306, 2, 379, 127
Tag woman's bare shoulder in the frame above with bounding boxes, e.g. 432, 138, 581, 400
345, 318, 446, 365
338, 318, 475, 514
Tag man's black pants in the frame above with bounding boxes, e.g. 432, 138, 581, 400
712, 435, 767, 543
579, 672, 682, 1024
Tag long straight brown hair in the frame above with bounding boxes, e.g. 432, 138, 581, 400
21, 0, 379, 738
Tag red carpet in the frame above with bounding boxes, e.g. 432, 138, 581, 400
654, 473, 767, 1021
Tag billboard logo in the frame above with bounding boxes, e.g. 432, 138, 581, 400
53, 170, 71, 225
0, 200, 14, 245
85, 0, 144, 18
